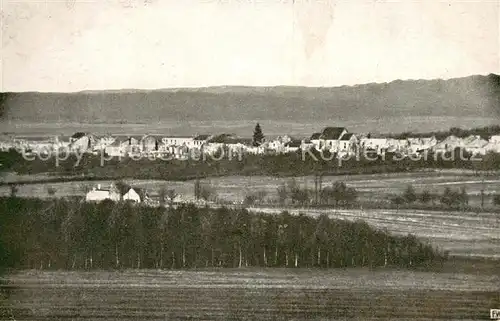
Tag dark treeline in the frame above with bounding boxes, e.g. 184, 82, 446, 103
0, 197, 446, 270
389, 184, 500, 211
391, 185, 469, 209
385, 125, 500, 140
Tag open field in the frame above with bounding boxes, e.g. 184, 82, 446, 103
3, 171, 500, 206
1, 269, 499, 320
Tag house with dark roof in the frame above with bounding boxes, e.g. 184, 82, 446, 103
69, 132, 96, 153
431, 135, 462, 154
321, 127, 347, 140
161, 136, 195, 148
284, 139, 302, 153
205, 134, 253, 155
70, 132, 87, 141
116, 135, 143, 155
338, 133, 359, 155
463, 135, 488, 155
207, 134, 252, 145
140, 134, 160, 153
193, 134, 212, 148
310, 133, 321, 140
319, 127, 348, 151
264, 135, 292, 154
105, 138, 125, 157
93, 135, 116, 152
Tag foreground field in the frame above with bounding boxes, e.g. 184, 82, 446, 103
2, 269, 499, 320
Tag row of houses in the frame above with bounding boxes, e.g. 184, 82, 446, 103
291, 127, 500, 157
3, 128, 500, 158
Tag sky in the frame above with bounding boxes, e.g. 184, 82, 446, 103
1, 0, 499, 92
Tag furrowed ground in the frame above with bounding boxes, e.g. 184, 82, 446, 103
2, 268, 499, 321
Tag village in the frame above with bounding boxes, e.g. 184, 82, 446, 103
2, 125, 500, 207
2, 125, 500, 161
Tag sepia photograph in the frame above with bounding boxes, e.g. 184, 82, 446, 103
0, 0, 499, 320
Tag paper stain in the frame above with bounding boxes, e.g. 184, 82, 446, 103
294, 1, 336, 60
65, 0, 76, 10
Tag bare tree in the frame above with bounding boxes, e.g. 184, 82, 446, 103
47, 186, 57, 197
244, 190, 267, 206
200, 183, 216, 202
9, 184, 18, 197
158, 186, 167, 207
419, 189, 432, 204
166, 189, 177, 208
79, 183, 91, 194
244, 194, 257, 206
403, 185, 417, 204
114, 180, 130, 199
255, 190, 267, 204
277, 184, 288, 206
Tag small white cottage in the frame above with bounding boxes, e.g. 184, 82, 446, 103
85, 184, 121, 202
123, 188, 142, 203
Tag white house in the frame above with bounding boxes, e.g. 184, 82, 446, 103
69, 132, 95, 153
161, 136, 195, 148
432, 135, 464, 154
385, 139, 408, 154
123, 188, 142, 203
406, 136, 437, 154
118, 136, 142, 155
164, 145, 190, 159
284, 139, 302, 153
482, 142, 500, 154
93, 136, 116, 152
85, 184, 121, 202
310, 133, 322, 150
140, 135, 160, 153
19, 136, 56, 155
489, 135, 500, 143
319, 127, 348, 151
338, 133, 358, 155
463, 135, 489, 155
104, 139, 125, 157
301, 139, 314, 151
204, 134, 252, 156
483, 135, 500, 154
265, 135, 291, 154
360, 138, 389, 154
246, 145, 266, 155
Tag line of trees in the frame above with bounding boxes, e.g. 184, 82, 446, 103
386, 125, 500, 140
244, 180, 359, 208
0, 196, 446, 271
391, 185, 471, 209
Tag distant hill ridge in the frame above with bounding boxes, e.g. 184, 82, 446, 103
1, 74, 499, 123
